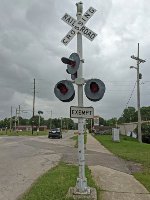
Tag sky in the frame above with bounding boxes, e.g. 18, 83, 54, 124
0, 0, 150, 120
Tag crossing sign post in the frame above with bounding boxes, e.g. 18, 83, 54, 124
61, 2, 98, 195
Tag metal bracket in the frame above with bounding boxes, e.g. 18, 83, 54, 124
75, 78, 85, 85
80, 59, 85, 63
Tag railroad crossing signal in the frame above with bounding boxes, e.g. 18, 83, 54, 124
61, 7, 97, 45
54, 2, 106, 194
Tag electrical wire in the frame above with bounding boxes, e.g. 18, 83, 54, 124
120, 81, 137, 118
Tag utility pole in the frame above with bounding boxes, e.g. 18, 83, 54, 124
18, 105, 20, 126
10, 106, 12, 132
49, 110, 52, 130
91, 119, 93, 133
32, 78, 35, 135
38, 113, 40, 131
15, 108, 17, 132
61, 117, 63, 130
131, 43, 146, 143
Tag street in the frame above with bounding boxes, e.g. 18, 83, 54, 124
0, 131, 75, 200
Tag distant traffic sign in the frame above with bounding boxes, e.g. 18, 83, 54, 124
70, 106, 94, 118
61, 7, 97, 45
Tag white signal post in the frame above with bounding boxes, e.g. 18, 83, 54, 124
76, 2, 87, 193
61, 1, 97, 194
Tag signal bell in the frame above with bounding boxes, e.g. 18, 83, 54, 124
54, 80, 75, 102
84, 79, 105, 102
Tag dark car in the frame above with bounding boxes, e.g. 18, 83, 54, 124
48, 128, 62, 139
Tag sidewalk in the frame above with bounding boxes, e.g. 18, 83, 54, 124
86, 134, 150, 200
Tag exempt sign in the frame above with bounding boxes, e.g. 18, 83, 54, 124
70, 106, 94, 118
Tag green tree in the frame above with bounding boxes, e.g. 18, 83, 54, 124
118, 107, 136, 123
118, 106, 150, 124
18, 117, 29, 126
61, 118, 75, 130
106, 118, 117, 126
29, 115, 44, 126
99, 117, 107, 126
52, 118, 61, 128
141, 106, 150, 121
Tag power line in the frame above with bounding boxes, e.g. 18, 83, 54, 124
125, 81, 137, 108
120, 81, 137, 118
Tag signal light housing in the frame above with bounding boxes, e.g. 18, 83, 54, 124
71, 72, 77, 80
61, 53, 80, 80
84, 79, 105, 101
54, 80, 75, 102
61, 57, 76, 67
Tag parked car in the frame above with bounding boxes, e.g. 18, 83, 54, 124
48, 128, 62, 139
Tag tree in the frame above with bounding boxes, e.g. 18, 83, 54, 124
51, 118, 61, 129
99, 117, 107, 126
29, 115, 44, 126
18, 117, 29, 126
118, 107, 136, 123
106, 118, 117, 126
118, 106, 150, 124
141, 106, 150, 121
61, 118, 75, 130
0, 118, 9, 128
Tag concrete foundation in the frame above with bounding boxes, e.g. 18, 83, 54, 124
67, 187, 97, 200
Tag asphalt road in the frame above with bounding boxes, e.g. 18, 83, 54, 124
0, 131, 75, 200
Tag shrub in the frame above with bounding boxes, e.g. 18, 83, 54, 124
134, 123, 150, 144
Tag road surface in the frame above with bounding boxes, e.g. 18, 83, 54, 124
0, 131, 75, 200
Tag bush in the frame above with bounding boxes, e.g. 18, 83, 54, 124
142, 135, 150, 144
134, 123, 150, 144
141, 124, 150, 135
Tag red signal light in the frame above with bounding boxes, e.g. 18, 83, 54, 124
57, 83, 68, 95
90, 82, 99, 93
68, 60, 76, 67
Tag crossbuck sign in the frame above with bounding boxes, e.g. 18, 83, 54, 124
61, 7, 97, 45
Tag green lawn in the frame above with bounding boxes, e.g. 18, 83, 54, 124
0, 130, 48, 136
94, 134, 150, 192
18, 163, 100, 200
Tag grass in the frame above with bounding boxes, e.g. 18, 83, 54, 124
0, 130, 48, 136
18, 162, 100, 200
94, 134, 150, 191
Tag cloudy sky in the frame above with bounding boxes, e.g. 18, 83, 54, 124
0, 0, 150, 120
